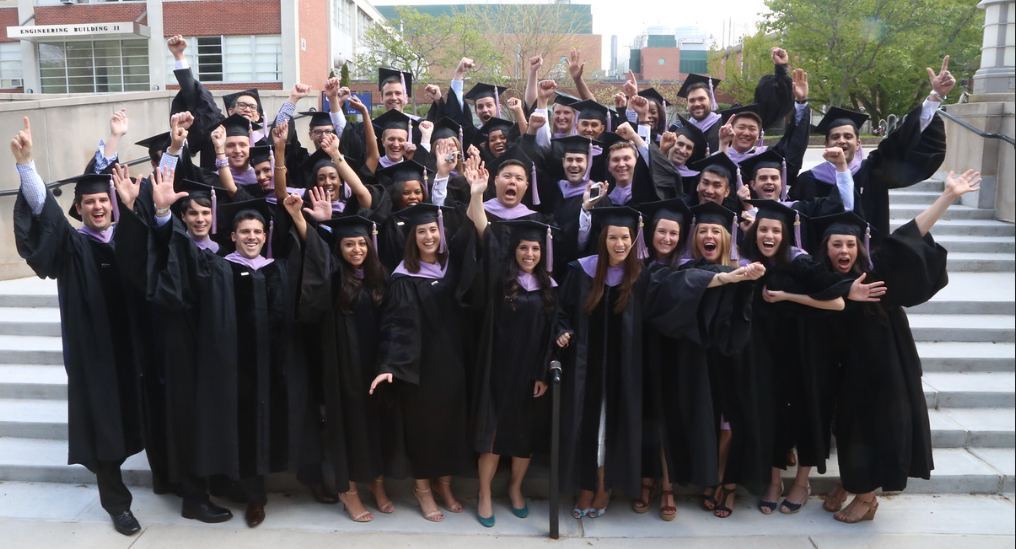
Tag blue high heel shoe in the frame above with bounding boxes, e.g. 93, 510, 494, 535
476, 492, 495, 527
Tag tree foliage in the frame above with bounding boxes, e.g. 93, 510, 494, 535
708, 30, 778, 107
763, 0, 981, 121
339, 62, 350, 88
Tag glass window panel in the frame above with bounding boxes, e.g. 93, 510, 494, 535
41, 81, 67, 94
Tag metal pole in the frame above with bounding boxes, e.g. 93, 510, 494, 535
549, 359, 562, 540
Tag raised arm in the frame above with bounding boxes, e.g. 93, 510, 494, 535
322, 132, 372, 208
567, 48, 594, 100
353, 96, 381, 173
282, 192, 308, 242
94, 108, 128, 173
915, 169, 981, 237
524, 56, 543, 107
271, 120, 290, 201
464, 155, 489, 238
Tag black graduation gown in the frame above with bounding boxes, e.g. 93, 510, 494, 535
555, 261, 645, 496
470, 228, 557, 457
297, 228, 389, 485
114, 208, 239, 481
789, 103, 946, 248
648, 143, 685, 199
13, 192, 145, 470
830, 219, 944, 492
640, 262, 736, 487
148, 213, 317, 479
751, 255, 853, 473
375, 225, 478, 479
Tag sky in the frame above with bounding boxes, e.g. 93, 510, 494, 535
369, 0, 773, 71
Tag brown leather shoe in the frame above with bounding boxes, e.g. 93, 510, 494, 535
245, 502, 265, 527
306, 483, 339, 504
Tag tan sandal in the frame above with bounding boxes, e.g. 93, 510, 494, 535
660, 489, 676, 521
823, 481, 848, 513
340, 490, 373, 523
834, 494, 878, 523
414, 487, 444, 522
632, 480, 654, 513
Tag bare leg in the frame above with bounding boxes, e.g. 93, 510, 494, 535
477, 453, 499, 518
590, 467, 610, 514
369, 476, 393, 513
434, 475, 462, 512
338, 481, 373, 522
759, 467, 784, 514
780, 465, 811, 513
414, 479, 443, 522
834, 491, 878, 523
660, 450, 675, 520
508, 457, 531, 510
824, 480, 847, 512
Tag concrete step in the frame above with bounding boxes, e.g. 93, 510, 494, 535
888, 190, 944, 205
914, 342, 1014, 372
930, 234, 1016, 254
0, 307, 61, 337
924, 372, 1016, 409
907, 314, 1015, 343
0, 277, 59, 308
890, 219, 1016, 237
0, 365, 66, 399
0, 335, 63, 365
0, 399, 66, 439
935, 408, 1016, 448
944, 253, 1015, 272
889, 204, 996, 220
899, 178, 944, 193
909, 299, 1016, 315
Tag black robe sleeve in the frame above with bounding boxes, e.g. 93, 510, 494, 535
642, 265, 715, 342
649, 143, 684, 199
872, 219, 948, 308
754, 63, 794, 131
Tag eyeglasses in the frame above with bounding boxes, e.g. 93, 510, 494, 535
311, 129, 336, 137
234, 101, 258, 111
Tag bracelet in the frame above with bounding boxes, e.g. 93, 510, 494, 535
929, 90, 946, 101
332, 156, 345, 164
155, 206, 171, 216
274, 165, 287, 171
214, 158, 228, 169
795, 98, 809, 104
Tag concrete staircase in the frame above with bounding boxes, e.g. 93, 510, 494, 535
0, 178, 1012, 497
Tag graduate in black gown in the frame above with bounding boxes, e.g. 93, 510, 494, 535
740, 200, 883, 517
12, 121, 145, 536
814, 169, 980, 523
634, 199, 765, 521
293, 213, 393, 522
467, 202, 558, 526
369, 202, 479, 523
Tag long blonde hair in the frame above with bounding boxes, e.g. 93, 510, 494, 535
692, 223, 737, 267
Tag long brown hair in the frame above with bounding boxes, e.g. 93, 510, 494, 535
741, 217, 793, 271
402, 223, 448, 273
585, 226, 643, 314
502, 237, 556, 313
335, 236, 388, 314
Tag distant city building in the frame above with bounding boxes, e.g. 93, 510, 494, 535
628, 25, 709, 82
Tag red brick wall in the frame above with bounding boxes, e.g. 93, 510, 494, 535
298, 0, 329, 84
0, 8, 19, 43
36, 4, 148, 26
164, 0, 282, 36
635, 48, 684, 81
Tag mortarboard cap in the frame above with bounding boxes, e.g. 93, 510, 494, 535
590, 205, 649, 259
62, 173, 113, 221
222, 89, 263, 116
378, 68, 413, 97
571, 99, 609, 123
815, 107, 869, 137
249, 145, 273, 167
677, 74, 722, 99
690, 200, 737, 228
746, 198, 805, 249
464, 83, 509, 102
638, 87, 669, 107
738, 149, 784, 182
641, 198, 693, 228
219, 113, 262, 137
431, 116, 463, 143
135, 132, 171, 158
216, 197, 273, 234
552, 134, 601, 155
496, 218, 557, 271
372, 109, 412, 134
378, 159, 427, 185
720, 104, 761, 126
553, 91, 581, 108
688, 152, 739, 185
479, 116, 515, 137
298, 110, 334, 128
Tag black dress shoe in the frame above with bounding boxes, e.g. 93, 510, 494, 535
182, 500, 233, 523
245, 502, 265, 527
110, 510, 141, 536
306, 483, 339, 504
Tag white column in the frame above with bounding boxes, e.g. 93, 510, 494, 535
973, 0, 1015, 95
16, 0, 38, 93
281, 0, 299, 87
146, 0, 166, 91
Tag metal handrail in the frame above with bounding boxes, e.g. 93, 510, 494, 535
0, 156, 153, 198
938, 106, 1016, 147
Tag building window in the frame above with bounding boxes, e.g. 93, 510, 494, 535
680, 50, 708, 74
168, 35, 282, 84
38, 39, 148, 94
0, 43, 23, 89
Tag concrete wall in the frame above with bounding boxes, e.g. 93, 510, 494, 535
937, 95, 1016, 222
0, 89, 299, 280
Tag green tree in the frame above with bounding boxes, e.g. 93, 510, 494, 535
340, 62, 350, 88
763, 0, 981, 121
708, 30, 778, 107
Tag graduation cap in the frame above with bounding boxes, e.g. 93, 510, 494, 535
745, 198, 804, 249
677, 74, 722, 99
720, 104, 761, 126
553, 134, 601, 155
431, 116, 463, 145
815, 107, 869, 137
298, 110, 334, 128
322, 215, 379, 253
174, 177, 226, 233
598, 130, 636, 151
298, 148, 336, 189
479, 116, 514, 137
378, 67, 413, 97
738, 149, 788, 200
690, 201, 739, 261
496, 218, 557, 272
62, 173, 115, 222
638, 87, 669, 107
672, 115, 710, 162
219, 113, 262, 137
378, 159, 428, 185
688, 152, 741, 189
641, 198, 693, 228
216, 197, 273, 236
135, 132, 171, 158
589, 206, 649, 260
394, 202, 453, 252
554, 91, 581, 108
372, 109, 412, 135
464, 82, 509, 103
222, 89, 263, 116
571, 99, 609, 123
249, 145, 273, 167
